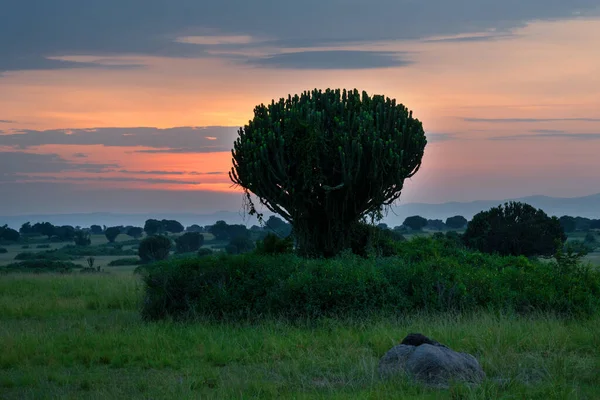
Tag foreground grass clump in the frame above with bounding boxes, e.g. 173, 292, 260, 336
1, 274, 599, 398
141, 237, 600, 321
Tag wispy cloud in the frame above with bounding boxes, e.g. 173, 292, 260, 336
245, 50, 413, 70
0, 126, 238, 153
0, 119, 16, 123
2, 0, 598, 72
464, 117, 600, 123
0, 151, 118, 175
489, 132, 600, 140
117, 169, 225, 176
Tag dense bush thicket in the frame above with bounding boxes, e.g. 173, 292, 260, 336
0, 260, 78, 273
59, 245, 137, 257
463, 201, 566, 257
107, 257, 141, 266
141, 236, 600, 321
0, 247, 7, 253
14, 251, 76, 261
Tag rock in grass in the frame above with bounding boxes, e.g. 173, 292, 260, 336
379, 333, 485, 388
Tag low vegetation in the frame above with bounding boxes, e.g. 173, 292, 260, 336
141, 236, 600, 321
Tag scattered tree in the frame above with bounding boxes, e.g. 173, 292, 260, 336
126, 227, 144, 239
559, 216, 577, 233
377, 223, 389, 230
90, 225, 103, 234
426, 219, 446, 231
144, 219, 164, 236
53, 225, 76, 241
229, 88, 427, 257
463, 201, 566, 257
0, 225, 20, 242
73, 230, 91, 246
186, 224, 203, 232
161, 219, 184, 234
209, 220, 230, 241
402, 216, 428, 231
104, 226, 121, 243
19, 222, 33, 235
138, 236, 172, 263
445, 215, 468, 230
175, 232, 204, 253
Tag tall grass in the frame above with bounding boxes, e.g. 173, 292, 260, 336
1, 271, 599, 398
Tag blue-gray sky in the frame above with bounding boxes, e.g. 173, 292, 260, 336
1, 0, 600, 215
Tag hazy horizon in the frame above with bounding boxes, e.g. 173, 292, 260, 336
2, 1, 600, 216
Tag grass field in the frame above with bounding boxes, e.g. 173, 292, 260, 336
1, 272, 599, 399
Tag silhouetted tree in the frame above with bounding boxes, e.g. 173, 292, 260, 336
264, 216, 292, 237
0, 225, 20, 242
144, 219, 163, 236
33, 222, 55, 238
126, 227, 144, 239
73, 230, 91, 246
559, 216, 577, 233
445, 215, 468, 230
377, 223, 389, 230
402, 215, 428, 231
229, 88, 426, 257
161, 219, 184, 234
138, 235, 172, 263
53, 225, 75, 241
463, 201, 566, 257
209, 220, 230, 241
104, 226, 121, 243
186, 224, 203, 232
90, 225, 103, 234
175, 232, 204, 253
426, 219, 446, 231
19, 222, 32, 235
574, 217, 592, 232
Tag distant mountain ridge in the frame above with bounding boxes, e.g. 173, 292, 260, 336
1, 193, 598, 229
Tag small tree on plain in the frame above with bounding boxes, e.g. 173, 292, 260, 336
463, 201, 566, 257
138, 235, 172, 263
402, 216, 428, 231
90, 225, 103, 234
175, 232, 204, 253
104, 226, 121, 243
445, 215, 468, 230
73, 230, 91, 246
127, 227, 144, 239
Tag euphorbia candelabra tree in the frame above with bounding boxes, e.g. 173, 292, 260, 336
229, 88, 427, 257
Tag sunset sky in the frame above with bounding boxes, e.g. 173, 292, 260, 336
2, 1, 600, 216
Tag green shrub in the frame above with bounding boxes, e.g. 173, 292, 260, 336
107, 257, 140, 266
197, 248, 214, 257
0, 247, 7, 254
255, 233, 294, 255
141, 237, 600, 321
0, 260, 78, 274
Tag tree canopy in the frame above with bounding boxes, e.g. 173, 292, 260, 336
463, 201, 566, 257
230, 88, 427, 257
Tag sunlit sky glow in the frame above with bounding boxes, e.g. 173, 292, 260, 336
1, 1, 600, 215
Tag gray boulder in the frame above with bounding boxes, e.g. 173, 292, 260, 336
379, 333, 485, 388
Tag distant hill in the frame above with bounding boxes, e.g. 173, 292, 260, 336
1, 193, 598, 229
